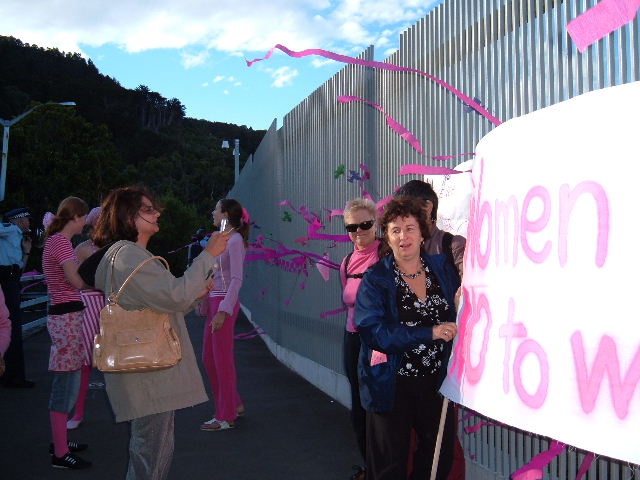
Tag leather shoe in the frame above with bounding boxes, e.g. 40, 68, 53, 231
1, 378, 35, 388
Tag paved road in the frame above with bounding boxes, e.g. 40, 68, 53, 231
0, 312, 360, 480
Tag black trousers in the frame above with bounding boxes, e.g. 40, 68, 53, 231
344, 331, 366, 461
366, 375, 454, 480
0, 278, 26, 382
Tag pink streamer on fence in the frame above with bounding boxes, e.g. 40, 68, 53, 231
576, 452, 596, 480
431, 152, 475, 161
247, 44, 502, 126
320, 306, 348, 318
464, 421, 501, 434
399, 164, 462, 176
567, 0, 640, 52
338, 95, 425, 155
511, 441, 566, 480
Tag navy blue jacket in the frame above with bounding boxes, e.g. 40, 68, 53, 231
355, 253, 460, 412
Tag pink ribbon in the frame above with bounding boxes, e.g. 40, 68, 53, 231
42, 211, 54, 229
511, 441, 566, 480
247, 44, 502, 126
431, 152, 475, 161
399, 164, 462, 176
567, 0, 640, 52
338, 95, 425, 155
464, 421, 501, 434
320, 306, 348, 318
575, 452, 596, 480
234, 327, 266, 340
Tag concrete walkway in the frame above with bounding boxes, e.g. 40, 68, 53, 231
0, 312, 361, 480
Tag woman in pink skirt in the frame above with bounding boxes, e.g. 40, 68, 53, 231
200, 199, 249, 431
42, 196, 92, 469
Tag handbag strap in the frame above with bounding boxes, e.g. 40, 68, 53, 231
109, 246, 169, 304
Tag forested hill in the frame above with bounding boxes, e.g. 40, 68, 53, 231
0, 35, 266, 272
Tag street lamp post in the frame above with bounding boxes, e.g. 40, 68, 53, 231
0, 101, 76, 202
221, 138, 240, 183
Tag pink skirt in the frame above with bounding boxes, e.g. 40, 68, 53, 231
48, 310, 86, 372
80, 289, 105, 365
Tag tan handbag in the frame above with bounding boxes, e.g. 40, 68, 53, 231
93, 253, 182, 373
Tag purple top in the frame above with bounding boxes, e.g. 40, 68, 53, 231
209, 232, 246, 315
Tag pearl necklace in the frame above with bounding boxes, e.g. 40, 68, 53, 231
398, 263, 423, 279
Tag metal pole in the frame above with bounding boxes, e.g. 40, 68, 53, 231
233, 138, 240, 183
0, 124, 10, 202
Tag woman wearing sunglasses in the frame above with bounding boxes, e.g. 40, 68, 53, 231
340, 197, 380, 480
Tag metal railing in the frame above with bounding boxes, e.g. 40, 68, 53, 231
19, 274, 48, 335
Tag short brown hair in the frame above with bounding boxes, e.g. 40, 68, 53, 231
92, 186, 157, 248
378, 197, 430, 257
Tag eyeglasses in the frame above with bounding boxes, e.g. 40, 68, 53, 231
345, 220, 374, 233
139, 204, 158, 214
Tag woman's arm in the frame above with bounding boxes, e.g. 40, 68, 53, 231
112, 244, 218, 314
62, 260, 87, 290
217, 235, 245, 315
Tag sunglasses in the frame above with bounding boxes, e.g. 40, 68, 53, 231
345, 220, 375, 233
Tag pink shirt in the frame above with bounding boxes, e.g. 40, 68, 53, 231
340, 240, 380, 333
209, 232, 246, 315
0, 286, 10, 356
43, 233, 81, 305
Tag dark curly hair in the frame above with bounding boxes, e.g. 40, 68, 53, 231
92, 186, 159, 248
394, 179, 438, 222
378, 197, 431, 257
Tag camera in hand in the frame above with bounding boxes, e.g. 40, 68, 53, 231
24, 228, 45, 247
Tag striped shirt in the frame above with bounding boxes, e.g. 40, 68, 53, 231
43, 233, 81, 305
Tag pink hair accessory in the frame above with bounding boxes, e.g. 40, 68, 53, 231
42, 212, 54, 229
85, 207, 101, 226
241, 207, 250, 225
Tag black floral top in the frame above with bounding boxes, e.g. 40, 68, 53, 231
394, 259, 451, 377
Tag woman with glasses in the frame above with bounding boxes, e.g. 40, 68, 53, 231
200, 198, 250, 431
355, 197, 460, 480
340, 197, 380, 480
78, 186, 229, 479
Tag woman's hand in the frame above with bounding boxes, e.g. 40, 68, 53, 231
433, 322, 458, 342
454, 286, 462, 311
197, 279, 214, 299
210, 311, 228, 333
205, 232, 229, 257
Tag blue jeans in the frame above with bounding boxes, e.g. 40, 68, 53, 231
48, 370, 81, 413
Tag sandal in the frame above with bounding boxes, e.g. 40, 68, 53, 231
236, 406, 246, 417
200, 418, 235, 431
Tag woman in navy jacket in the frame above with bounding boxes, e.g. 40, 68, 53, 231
355, 197, 460, 480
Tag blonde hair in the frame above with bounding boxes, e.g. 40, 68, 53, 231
45, 197, 89, 237
343, 197, 376, 221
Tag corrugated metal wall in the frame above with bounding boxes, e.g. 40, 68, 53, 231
230, 0, 639, 476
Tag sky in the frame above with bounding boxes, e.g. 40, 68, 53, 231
0, 0, 441, 130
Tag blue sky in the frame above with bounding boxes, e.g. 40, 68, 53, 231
1, 0, 441, 130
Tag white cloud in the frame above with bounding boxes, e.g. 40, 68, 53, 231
213, 75, 225, 83
0, 0, 437, 56
234, 81, 242, 86
223, 90, 230, 95
180, 50, 209, 69
311, 58, 336, 68
270, 66, 299, 88
201, 82, 209, 87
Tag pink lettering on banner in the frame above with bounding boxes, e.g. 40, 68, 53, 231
464, 288, 492, 385
449, 286, 471, 382
499, 298, 527, 394
513, 339, 549, 409
466, 160, 610, 270
520, 186, 552, 264
558, 182, 609, 268
571, 331, 640, 419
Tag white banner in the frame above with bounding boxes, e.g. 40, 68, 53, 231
440, 81, 640, 464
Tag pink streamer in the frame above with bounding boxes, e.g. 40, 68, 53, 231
464, 421, 500, 434
576, 452, 596, 480
567, 0, 640, 52
320, 306, 348, 318
338, 95, 425, 155
247, 44, 502, 126
398, 164, 462, 176
511, 441, 566, 480
431, 152, 475, 161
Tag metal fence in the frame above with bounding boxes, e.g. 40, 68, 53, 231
229, 0, 639, 478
